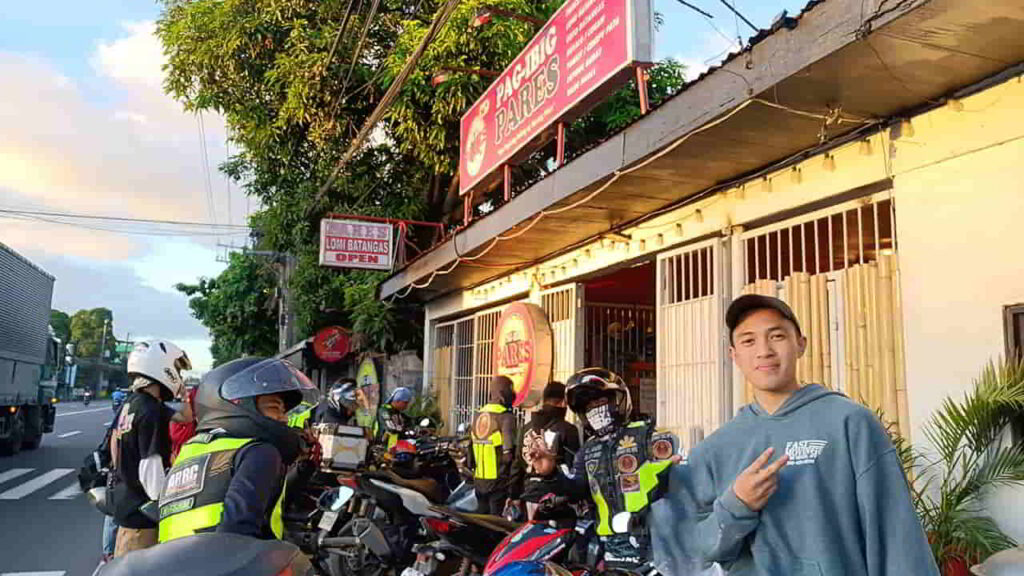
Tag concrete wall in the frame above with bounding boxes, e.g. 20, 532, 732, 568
893, 77, 1024, 541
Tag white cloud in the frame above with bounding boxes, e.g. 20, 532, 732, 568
675, 32, 741, 82
91, 21, 166, 89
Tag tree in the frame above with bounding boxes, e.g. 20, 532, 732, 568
157, 0, 683, 353
175, 251, 279, 366
50, 309, 72, 345
70, 308, 115, 359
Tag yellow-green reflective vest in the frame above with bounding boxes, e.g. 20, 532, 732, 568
287, 401, 316, 429
373, 404, 401, 450
157, 434, 286, 543
471, 404, 507, 480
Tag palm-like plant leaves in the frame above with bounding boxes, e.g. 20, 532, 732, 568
890, 358, 1024, 571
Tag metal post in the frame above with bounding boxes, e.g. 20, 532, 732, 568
636, 66, 650, 115
556, 123, 566, 167
503, 165, 512, 202
278, 254, 297, 353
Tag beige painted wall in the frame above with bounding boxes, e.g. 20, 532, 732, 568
893, 77, 1024, 541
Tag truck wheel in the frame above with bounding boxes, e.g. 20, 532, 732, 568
0, 410, 25, 456
22, 406, 43, 450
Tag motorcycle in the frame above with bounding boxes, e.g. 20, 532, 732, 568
483, 496, 593, 576
84, 389, 93, 406
314, 422, 474, 576
95, 532, 314, 576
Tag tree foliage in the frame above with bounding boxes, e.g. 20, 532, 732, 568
157, 0, 684, 355
50, 309, 72, 345
175, 252, 279, 366
70, 308, 115, 359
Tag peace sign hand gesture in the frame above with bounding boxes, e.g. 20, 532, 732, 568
732, 447, 789, 511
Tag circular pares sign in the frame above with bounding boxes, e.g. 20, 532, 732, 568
313, 326, 351, 363
492, 302, 553, 408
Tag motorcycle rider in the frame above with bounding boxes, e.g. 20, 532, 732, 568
157, 356, 316, 542
109, 339, 192, 556
317, 378, 359, 426
509, 381, 580, 520
468, 376, 518, 515
374, 386, 414, 450
563, 368, 679, 571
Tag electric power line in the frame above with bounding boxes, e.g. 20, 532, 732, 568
318, 0, 462, 200
0, 206, 249, 228
197, 112, 218, 228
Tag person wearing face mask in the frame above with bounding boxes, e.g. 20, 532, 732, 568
468, 376, 519, 515
563, 368, 680, 571
156, 357, 317, 543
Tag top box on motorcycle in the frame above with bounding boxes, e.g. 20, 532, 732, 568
315, 423, 369, 471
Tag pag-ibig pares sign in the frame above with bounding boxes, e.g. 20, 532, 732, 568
460, 0, 653, 195
319, 219, 394, 271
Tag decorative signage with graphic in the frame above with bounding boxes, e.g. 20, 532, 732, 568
355, 357, 382, 428
313, 326, 351, 363
459, 0, 653, 196
319, 219, 394, 270
492, 302, 554, 408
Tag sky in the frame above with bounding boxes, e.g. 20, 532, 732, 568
0, 0, 806, 372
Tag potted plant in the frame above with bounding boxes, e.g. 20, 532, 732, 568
891, 359, 1024, 576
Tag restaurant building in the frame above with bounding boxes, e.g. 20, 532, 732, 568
380, 0, 1024, 538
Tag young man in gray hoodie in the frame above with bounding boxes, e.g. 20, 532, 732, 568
682, 294, 937, 575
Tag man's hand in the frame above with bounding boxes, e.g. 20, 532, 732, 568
732, 447, 789, 511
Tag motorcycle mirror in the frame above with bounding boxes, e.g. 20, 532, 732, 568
420, 418, 431, 428
611, 511, 632, 534
332, 486, 355, 512
317, 488, 340, 512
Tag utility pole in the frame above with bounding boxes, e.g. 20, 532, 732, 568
248, 250, 297, 353
98, 318, 110, 393
277, 253, 297, 353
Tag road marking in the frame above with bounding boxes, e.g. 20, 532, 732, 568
48, 482, 82, 500
57, 407, 109, 417
0, 469, 75, 500
57, 431, 81, 439
103, 421, 112, 426
0, 468, 34, 486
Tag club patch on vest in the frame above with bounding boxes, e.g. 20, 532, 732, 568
163, 454, 209, 501
159, 497, 195, 519
619, 473, 640, 493
616, 454, 638, 474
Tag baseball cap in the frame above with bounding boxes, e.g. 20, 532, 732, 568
725, 294, 803, 340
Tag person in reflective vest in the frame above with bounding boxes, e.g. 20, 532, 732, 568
157, 356, 316, 543
468, 376, 518, 515
373, 387, 414, 450
564, 368, 680, 571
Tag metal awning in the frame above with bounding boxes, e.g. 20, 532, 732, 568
381, 0, 1024, 301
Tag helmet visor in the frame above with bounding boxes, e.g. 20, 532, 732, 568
221, 358, 316, 406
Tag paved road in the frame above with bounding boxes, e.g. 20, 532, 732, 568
0, 401, 115, 576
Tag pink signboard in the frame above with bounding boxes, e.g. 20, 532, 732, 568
459, 0, 652, 196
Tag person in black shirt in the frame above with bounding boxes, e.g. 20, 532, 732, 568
509, 381, 581, 518
109, 339, 192, 557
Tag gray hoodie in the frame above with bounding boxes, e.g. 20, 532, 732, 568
652, 384, 938, 576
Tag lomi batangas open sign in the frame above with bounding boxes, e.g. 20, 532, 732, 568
493, 302, 553, 408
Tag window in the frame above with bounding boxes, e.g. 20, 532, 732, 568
1004, 304, 1024, 443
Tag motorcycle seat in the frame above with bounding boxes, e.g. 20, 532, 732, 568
433, 507, 521, 533
378, 469, 448, 503
97, 533, 310, 576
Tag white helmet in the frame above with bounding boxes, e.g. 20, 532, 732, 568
127, 339, 192, 399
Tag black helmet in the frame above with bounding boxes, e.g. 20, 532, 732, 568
195, 357, 316, 465
327, 379, 359, 415
565, 368, 632, 437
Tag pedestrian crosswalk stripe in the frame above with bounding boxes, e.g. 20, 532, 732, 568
0, 469, 74, 500
48, 482, 82, 500
0, 468, 34, 486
